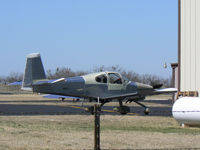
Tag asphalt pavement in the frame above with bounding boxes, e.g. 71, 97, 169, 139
0, 99, 172, 116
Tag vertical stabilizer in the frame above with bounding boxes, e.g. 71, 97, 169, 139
22, 53, 46, 91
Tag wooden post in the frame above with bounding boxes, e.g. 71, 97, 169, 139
94, 104, 100, 150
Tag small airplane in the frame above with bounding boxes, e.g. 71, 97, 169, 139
22, 53, 177, 115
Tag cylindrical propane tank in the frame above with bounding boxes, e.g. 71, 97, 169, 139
172, 97, 200, 126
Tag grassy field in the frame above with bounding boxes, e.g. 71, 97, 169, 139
0, 115, 200, 149
0, 94, 200, 149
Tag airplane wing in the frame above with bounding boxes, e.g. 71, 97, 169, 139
102, 92, 138, 100
153, 88, 177, 94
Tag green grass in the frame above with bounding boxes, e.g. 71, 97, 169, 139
1, 116, 200, 135
101, 125, 200, 134
0, 115, 200, 149
0, 119, 93, 132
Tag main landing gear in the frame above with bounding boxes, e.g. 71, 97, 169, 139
114, 99, 150, 115
85, 99, 150, 115
113, 100, 130, 115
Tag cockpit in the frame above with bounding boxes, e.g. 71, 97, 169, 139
108, 73, 122, 84
95, 72, 129, 84
95, 74, 107, 83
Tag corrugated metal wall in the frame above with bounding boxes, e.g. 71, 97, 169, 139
180, 0, 200, 93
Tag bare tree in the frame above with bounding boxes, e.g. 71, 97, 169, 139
121, 71, 141, 82
6, 72, 23, 83
93, 65, 122, 73
93, 65, 106, 72
0, 76, 6, 85
46, 67, 88, 79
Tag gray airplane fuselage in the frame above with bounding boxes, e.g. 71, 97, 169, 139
33, 72, 153, 101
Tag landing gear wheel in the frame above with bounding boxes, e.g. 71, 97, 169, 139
85, 106, 94, 115
144, 107, 150, 115
114, 106, 130, 115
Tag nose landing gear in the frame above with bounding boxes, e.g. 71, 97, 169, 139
144, 107, 150, 115
134, 101, 150, 115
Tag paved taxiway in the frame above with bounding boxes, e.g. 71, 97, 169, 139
0, 99, 172, 116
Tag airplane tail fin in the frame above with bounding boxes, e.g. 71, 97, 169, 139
22, 53, 46, 91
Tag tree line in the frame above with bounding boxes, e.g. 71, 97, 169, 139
0, 65, 172, 87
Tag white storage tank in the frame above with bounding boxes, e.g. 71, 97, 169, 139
172, 97, 200, 126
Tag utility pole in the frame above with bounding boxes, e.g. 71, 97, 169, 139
94, 104, 100, 150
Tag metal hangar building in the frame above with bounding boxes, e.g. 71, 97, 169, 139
177, 0, 200, 95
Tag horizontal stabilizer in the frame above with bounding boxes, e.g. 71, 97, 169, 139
33, 78, 66, 86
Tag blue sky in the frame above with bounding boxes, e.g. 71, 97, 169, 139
0, 0, 178, 78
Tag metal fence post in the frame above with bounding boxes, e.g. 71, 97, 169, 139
94, 104, 100, 150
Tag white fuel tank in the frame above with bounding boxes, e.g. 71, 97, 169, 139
172, 97, 200, 126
